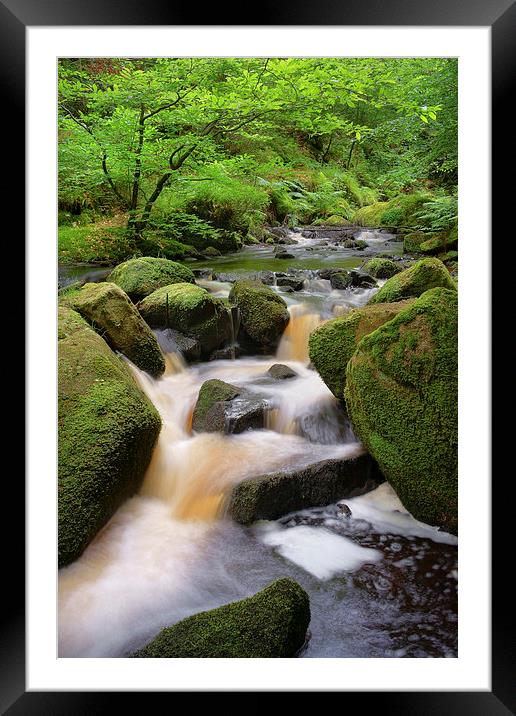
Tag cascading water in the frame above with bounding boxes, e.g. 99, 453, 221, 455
58, 233, 456, 659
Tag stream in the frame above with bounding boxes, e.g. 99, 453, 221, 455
58, 228, 458, 658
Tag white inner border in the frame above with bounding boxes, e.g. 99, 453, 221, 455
27, 26, 491, 691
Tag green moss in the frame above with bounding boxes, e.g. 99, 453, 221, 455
192, 379, 241, 429
108, 256, 195, 302
308, 301, 413, 398
442, 250, 459, 263
58, 224, 135, 264
138, 282, 232, 356
313, 215, 351, 226
204, 246, 222, 256
70, 282, 165, 377
363, 258, 401, 279
229, 280, 289, 347
352, 202, 391, 226
131, 578, 310, 658
344, 287, 458, 533
403, 231, 426, 254
58, 307, 161, 566
368, 258, 456, 305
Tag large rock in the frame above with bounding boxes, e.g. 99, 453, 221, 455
137, 283, 232, 357
403, 231, 426, 254
192, 379, 266, 433
229, 280, 290, 349
308, 301, 414, 398
344, 287, 458, 534
368, 258, 456, 305
108, 256, 195, 302
131, 578, 310, 658
69, 282, 165, 377
228, 454, 383, 525
363, 258, 401, 279
58, 307, 161, 567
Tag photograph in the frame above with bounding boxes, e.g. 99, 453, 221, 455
56, 55, 459, 659
8, 6, 506, 708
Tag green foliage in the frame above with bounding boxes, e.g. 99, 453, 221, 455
414, 194, 458, 233
58, 57, 457, 241
58, 224, 136, 264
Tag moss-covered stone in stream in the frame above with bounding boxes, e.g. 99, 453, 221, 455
192, 379, 241, 430
137, 282, 232, 357
344, 287, 458, 534
419, 226, 458, 256
363, 258, 401, 279
108, 256, 195, 302
131, 578, 310, 658
228, 454, 383, 525
69, 282, 165, 377
403, 231, 426, 254
367, 258, 456, 305
229, 280, 290, 348
58, 307, 161, 567
308, 301, 414, 399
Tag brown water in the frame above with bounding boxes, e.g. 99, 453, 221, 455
58, 230, 457, 659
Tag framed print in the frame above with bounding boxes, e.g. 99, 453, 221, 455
4, 0, 511, 711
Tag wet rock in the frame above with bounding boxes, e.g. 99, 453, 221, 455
337, 502, 352, 518
355, 240, 368, 250
276, 276, 305, 291
213, 270, 275, 285
137, 283, 232, 357
368, 258, 456, 305
228, 453, 383, 525
192, 378, 266, 434
192, 268, 213, 280
302, 230, 317, 239
363, 258, 401, 279
308, 300, 414, 398
58, 307, 161, 567
330, 272, 352, 290
349, 270, 377, 288
275, 250, 295, 259
68, 282, 166, 377
267, 363, 299, 380
108, 256, 195, 302
153, 328, 201, 362
317, 268, 342, 280
130, 577, 310, 658
342, 239, 357, 249
345, 287, 458, 534
229, 280, 290, 349
209, 345, 243, 361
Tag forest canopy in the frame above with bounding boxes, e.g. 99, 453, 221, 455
58, 57, 457, 263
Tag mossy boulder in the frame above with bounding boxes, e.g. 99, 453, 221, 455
192, 378, 266, 433
229, 280, 290, 349
368, 258, 456, 305
137, 283, 232, 357
58, 307, 161, 567
363, 258, 401, 279
131, 577, 310, 658
108, 256, 195, 302
228, 454, 383, 525
403, 231, 426, 254
344, 287, 458, 534
308, 301, 414, 399
203, 245, 222, 257
69, 282, 165, 377
420, 228, 458, 256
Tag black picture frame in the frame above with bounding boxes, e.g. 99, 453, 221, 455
5, 0, 511, 711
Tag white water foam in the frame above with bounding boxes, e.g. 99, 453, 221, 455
255, 523, 382, 579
